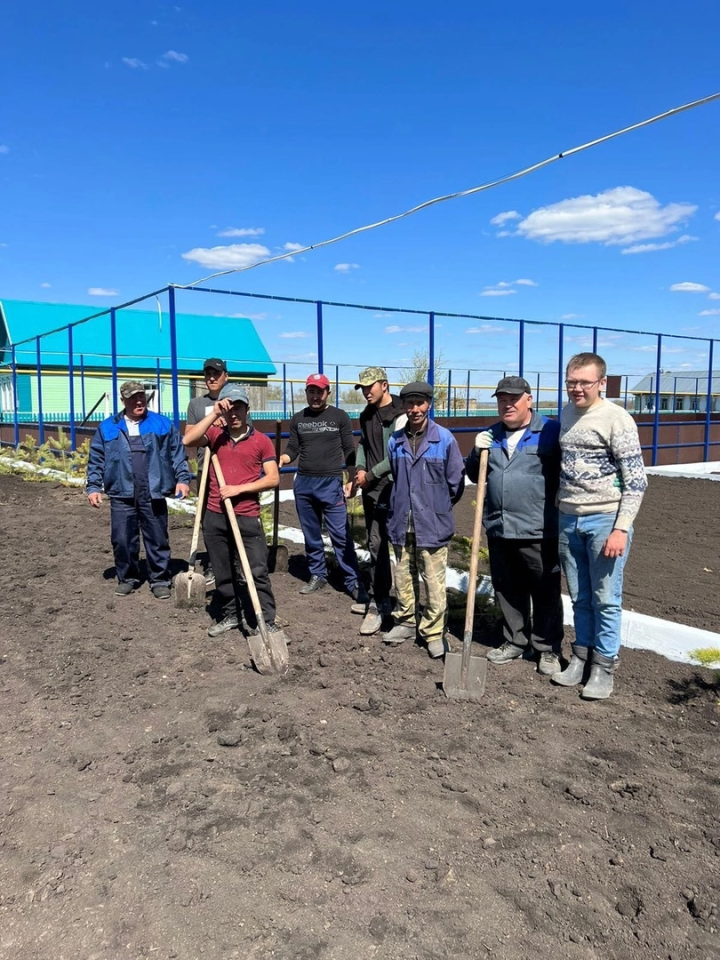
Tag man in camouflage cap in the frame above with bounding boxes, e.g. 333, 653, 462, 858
351, 366, 406, 635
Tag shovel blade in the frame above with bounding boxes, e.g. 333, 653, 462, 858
246, 632, 275, 675
246, 627, 290, 676
443, 649, 487, 701
268, 544, 289, 574
174, 571, 207, 608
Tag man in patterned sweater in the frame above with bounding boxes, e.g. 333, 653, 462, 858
552, 353, 647, 700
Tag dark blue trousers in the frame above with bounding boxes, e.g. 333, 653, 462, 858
294, 474, 359, 589
110, 496, 171, 587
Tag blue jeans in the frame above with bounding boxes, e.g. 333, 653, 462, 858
294, 475, 359, 590
558, 513, 633, 659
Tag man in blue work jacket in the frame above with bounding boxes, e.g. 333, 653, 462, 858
382, 381, 465, 658
465, 376, 563, 675
87, 381, 191, 599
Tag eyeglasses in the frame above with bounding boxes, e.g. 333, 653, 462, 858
565, 378, 602, 390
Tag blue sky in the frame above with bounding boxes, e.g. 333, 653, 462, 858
1, 0, 719, 386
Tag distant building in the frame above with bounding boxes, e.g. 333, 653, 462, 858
630, 370, 720, 414
0, 299, 276, 423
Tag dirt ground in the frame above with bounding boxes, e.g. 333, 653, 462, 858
0, 472, 719, 960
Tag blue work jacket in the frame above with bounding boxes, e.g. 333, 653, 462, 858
465, 412, 560, 539
387, 420, 465, 549
86, 410, 191, 499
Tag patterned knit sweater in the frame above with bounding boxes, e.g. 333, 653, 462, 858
558, 399, 647, 531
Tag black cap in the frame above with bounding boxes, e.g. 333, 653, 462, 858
400, 380, 433, 401
492, 376, 532, 397
203, 358, 227, 373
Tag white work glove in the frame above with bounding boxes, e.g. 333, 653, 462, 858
474, 430, 493, 451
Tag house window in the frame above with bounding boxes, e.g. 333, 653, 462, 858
660, 397, 669, 411
676, 397, 684, 411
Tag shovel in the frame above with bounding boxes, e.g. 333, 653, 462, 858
268, 421, 289, 573
211, 456, 289, 677
443, 449, 488, 701
174, 450, 211, 608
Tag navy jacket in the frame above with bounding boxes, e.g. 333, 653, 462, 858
87, 410, 191, 499
387, 420, 465, 548
465, 412, 560, 539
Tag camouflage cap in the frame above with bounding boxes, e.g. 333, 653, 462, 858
355, 366, 388, 389
120, 380, 146, 399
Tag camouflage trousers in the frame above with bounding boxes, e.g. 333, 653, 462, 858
393, 534, 448, 643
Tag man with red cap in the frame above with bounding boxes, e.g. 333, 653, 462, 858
280, 373, 365, 601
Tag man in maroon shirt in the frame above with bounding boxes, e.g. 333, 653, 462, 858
183, 384, 283, 637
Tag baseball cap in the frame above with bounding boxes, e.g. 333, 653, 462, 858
492, 376, 532, 397
203, 358, 227, 373
305, 373, 330, 390
218, 384, 249, 405
355, 366, 388, 389
400, 381, 433, 401
120, 380, 146, 400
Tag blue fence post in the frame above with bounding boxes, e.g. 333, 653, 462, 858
428, 311, 435, 418
80, 354, 86, 421
652, 335, 662, 465
11, 344, 19, 448
447, 369, 452, 417
36, 336, 44, 445
703, 340, 715, 461
68, 325, 76, 451
624, 375, 628, 410
110, 307, 118, 414
282, 363, 287, 421
316, 301, 324, 373
695, 377, 699, 414
335, 364, 339, 406
155, 358, 161, 415
592, 327, 598, 354
536, 373, 541, 409
465, 370, 470, 417
168, 286, 180, 429
518, 319, 525, 378
673, 376, 677, 414
557, 324, 565, 414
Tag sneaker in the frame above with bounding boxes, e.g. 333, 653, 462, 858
208, 614, 240, 637
537, 652, 562, 676
360, 603, 383, 636
486, 641, 525, 664
299, 576, 327, 595
151, 584, 171, 600
427, 638, 446, 659
205, 568, 216, 589
382, 623, 416, 645
115, 581, 135, 596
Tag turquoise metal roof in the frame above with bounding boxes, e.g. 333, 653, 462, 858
0, 298, 276, 376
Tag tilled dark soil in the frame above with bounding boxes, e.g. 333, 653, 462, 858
0, 473, 719, 960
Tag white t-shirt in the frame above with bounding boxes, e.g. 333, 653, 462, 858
124, 416, 141, 436
505, 428, 525, 459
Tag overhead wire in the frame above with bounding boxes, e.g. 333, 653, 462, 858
176, 91, 720, 290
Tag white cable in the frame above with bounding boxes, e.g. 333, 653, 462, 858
176, 91, 720, 290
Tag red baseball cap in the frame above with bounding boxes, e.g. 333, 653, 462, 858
305, 373, 330, 390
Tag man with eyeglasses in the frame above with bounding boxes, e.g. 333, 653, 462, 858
186, 358, 230, 587
553, 352, 647, 700
465, 376, 563, 677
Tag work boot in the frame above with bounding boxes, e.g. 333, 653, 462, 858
581, 651, 617, 700
360, 602, 383, 636
299, 576, 327, 595
537, 652, 562, 676
382, 622, 416, 645
551, 643, 589, 686
486, 641, 525, 664
208, 613, 240, 637
115, 581, 135, 596
427, 638, 446, 659
151, 584, 171, 600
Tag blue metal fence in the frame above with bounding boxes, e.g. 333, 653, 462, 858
2, 283, 718, 465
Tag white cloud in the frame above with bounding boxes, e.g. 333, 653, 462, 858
217, 227, 265, 238
560, 313, 581, 320
40, 282, 51, 289
698, 309, 720, 316
121, 57, 148, 69
334, 263, 360, 273
283, 242, 304, 252
490, 210, 521, 226
181, 242, 271, 270
514, 187, 696, 247
708, 292, 720, 300
0, 145, 9, 155
162, 50, 189, 63
466, 325, 506, 334
715, 211, 720, 221
87, 287, 119, 297
622, 234, 697, 255
670, 282, 711, 293
384, 324, 425, 334
481, 278, 537, 296
278, 331, 310, 339
514, 278, 537, 286
481, 288, 516, 297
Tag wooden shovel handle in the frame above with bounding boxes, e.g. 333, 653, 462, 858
188, 448, 211, 563
464, 450, 488, 635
